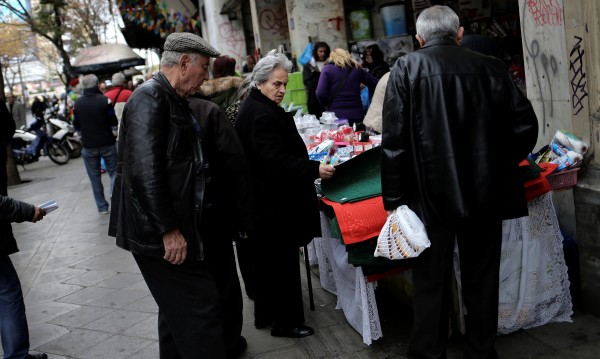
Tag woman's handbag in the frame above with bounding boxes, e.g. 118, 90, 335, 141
374, 205, 431, 260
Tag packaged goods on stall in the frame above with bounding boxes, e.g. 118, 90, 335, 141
533, 130, 588, 173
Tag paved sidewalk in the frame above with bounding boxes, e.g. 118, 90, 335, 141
4, 157, 600, 358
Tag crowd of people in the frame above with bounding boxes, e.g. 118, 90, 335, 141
2, 5, 540, 359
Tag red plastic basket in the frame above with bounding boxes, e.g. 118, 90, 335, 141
546, 168, 579, 190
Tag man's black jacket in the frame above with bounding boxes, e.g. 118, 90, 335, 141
382, 37, 539, 225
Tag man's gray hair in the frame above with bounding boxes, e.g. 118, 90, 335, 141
249, 53, 292, 88
111, 72, 126, 86
160, 51, 201, 68
81, 74, 99, 89
416, 5, 460, 43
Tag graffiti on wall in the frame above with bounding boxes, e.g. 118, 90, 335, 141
527, 0, 564, 27
520, 0, 568, 136
218, 21, 246, 59
569, 35, 587, 116
259, 8, 289, 36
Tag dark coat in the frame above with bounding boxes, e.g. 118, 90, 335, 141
73, 88, 118, 148
316, 64, 379, 124
1, 105, 26, 256
235, 88, 321, 246
382, 37, 539, 225
1, 196, 35, 256
109, 72, 208, 260
187, 96, 255, 234
302, 60, 325, 118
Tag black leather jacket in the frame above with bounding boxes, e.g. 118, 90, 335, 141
1, 195, 34, 256
109, 72, 207, 260
382, 38, 539, 225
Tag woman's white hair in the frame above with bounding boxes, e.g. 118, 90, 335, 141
248, 53, 292, 88
416, 5, 460, 43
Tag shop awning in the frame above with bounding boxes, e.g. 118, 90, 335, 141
72, 44, 145, 75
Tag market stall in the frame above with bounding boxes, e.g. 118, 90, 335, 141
307, 141, 575, 344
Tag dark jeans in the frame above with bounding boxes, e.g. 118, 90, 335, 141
0, 255, 29, 359
82, 144, 117, 212
407, 218, 502, 359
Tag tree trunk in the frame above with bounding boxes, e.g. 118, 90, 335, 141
5, 144, 21, 186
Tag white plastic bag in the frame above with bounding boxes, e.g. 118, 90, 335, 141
374, 205, 430, 260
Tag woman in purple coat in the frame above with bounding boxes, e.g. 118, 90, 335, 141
316, 48, 379, 125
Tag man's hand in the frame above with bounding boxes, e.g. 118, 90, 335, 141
162, 228, 187, 265
31, 207, 46, 223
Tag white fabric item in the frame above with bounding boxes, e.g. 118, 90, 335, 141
374, 205, 430, 260
314, 213, 382, 345
498, 192, 573, 334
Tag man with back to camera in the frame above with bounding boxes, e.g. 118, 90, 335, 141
73, 74, 118, 215
109, 32, 249, 359
104, 72, 133, 133
381, 5, 539, 359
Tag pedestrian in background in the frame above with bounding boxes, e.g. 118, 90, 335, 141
73, 74, 118, 215
302, 41, 330, 118
316, 48, 378, 125
1, 103, 48, 359
110, 32, 247, 358
5, 93, 27, 129
104, 72, 133, 139
381, 6, 538, 358
197, 55, 243, 110
362, 44, 389, 79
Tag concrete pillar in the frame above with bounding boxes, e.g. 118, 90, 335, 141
284, 0, 348, 67
583, 0, 600, 163
574, 0, 600, 316
199, 0, 248, 72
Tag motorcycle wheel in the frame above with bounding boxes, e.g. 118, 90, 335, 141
48, 142, 70, 165
67, 140, 83, 158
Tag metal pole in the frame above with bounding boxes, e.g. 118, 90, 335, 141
303, 244, 315, 311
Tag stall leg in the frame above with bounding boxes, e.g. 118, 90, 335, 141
303, 245, 315, 311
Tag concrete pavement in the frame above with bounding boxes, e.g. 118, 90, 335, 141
4, 156, 600, 358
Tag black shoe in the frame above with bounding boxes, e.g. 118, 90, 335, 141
27, 354, 48, 359
271, 325, 314, 338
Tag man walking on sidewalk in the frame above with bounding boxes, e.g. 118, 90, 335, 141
381, 5, 538, 359
73, 74, 118, 214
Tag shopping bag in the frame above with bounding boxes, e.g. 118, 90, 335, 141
299, 42, 314, 66
374, 205, 430, 260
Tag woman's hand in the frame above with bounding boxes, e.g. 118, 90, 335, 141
319, 164, 336, 179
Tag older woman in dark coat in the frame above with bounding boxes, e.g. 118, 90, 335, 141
235, 53, 335, 338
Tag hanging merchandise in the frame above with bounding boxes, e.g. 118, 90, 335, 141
117, 0, 201, 38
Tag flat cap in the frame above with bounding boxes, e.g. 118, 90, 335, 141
163, 32, 220, 57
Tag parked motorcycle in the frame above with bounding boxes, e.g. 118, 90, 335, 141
47, 115, 83, 158
12, 120, 70, 166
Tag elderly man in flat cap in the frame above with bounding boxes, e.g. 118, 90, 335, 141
109, 32, 248, 359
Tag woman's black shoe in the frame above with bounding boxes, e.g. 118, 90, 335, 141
271, 325, 314, 338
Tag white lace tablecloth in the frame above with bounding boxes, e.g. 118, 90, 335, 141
311, 213, 382, 345
312, 192, 573, 343
498, 192, 573, 334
